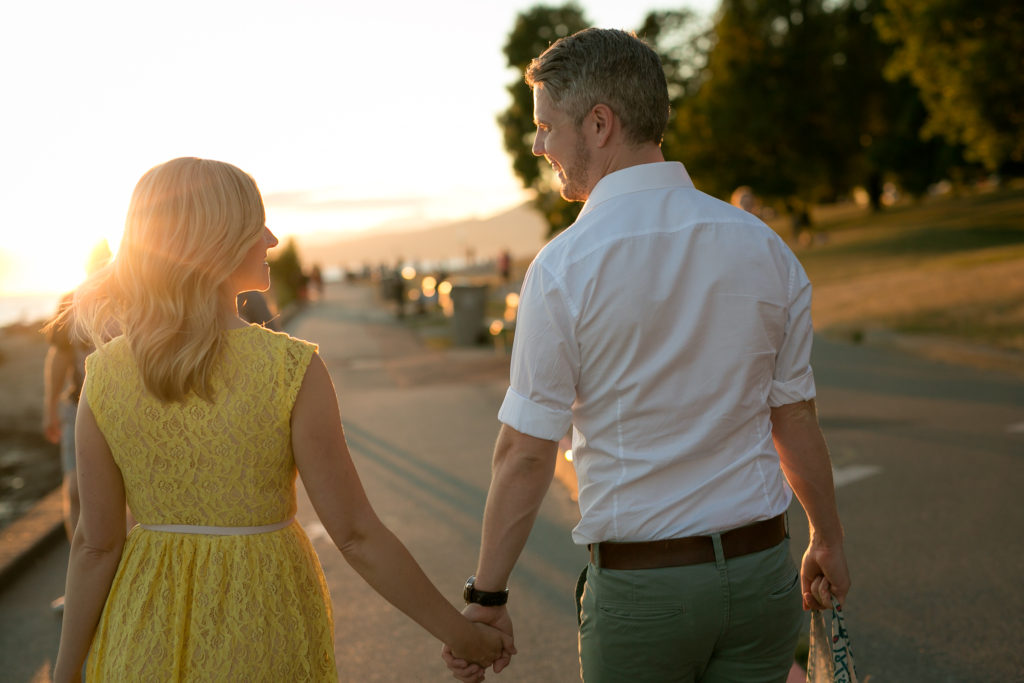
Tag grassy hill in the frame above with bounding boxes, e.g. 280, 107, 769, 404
791, 185, 1024, 372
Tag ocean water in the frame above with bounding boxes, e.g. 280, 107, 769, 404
0, 292, 63, 328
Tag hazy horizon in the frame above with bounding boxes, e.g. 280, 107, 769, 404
0, 0, 716, 297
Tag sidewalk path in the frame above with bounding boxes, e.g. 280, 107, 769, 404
289, 282, 585, 682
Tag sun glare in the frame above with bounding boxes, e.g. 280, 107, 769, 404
0, 226, 120, 297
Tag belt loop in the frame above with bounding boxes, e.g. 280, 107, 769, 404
784, 511, 791, 539
593, 543, 601, 569
711, 533, 726, 569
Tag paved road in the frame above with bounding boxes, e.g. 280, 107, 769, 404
2, 282, 1021, 681
800, 336, 1024, 681
289, 285, 584, 682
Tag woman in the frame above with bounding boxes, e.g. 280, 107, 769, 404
53, 157, 508, 681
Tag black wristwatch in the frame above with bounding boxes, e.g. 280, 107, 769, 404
463, 576, 509, 606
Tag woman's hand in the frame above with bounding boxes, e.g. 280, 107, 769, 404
453, 621, 511, 666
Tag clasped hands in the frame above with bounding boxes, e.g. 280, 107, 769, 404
443, 604, 516, 682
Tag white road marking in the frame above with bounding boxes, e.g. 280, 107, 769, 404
1006, 422, 1024, 434
832, 464, 882, 488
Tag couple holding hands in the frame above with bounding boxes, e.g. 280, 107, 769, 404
55, 28, 848, 683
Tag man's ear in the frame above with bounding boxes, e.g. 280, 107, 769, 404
590, 103, 615, 147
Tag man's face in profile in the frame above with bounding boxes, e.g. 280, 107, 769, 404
532, 86, 591, 202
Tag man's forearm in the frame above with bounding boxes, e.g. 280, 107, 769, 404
771, 400, 843, 543
43, 348, 72, 440
474, 425, 558, 592
43, 347, 72, 413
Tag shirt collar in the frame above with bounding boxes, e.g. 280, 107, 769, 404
578, 161, 695, 220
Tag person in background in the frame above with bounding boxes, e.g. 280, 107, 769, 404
52, 157, 509, 681
237, 290, 281, 331
445, 28, 849, 682
310, 264, 324, 300
42, 241, 112, 613
497, 249, 511, 283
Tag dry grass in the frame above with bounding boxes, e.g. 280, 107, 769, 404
790, 186, 1024, 358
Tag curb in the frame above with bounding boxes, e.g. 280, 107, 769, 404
0, 486, 65, 589
822, 327, 1024, 380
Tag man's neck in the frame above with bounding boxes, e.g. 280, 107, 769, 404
598, 144, 665, 181
582, 144, 666, 200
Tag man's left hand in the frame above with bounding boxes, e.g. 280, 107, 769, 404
441, 604, 516, 681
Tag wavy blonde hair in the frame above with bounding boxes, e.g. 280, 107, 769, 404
73, 157, 266, 402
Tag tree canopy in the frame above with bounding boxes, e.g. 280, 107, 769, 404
498, 1, 1014, 236
497, 3, 590, 236
876, 0, 1024, 171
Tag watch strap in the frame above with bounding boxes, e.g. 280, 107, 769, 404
464, 576, 509, 606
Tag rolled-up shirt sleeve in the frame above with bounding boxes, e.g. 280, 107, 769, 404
768, 263, 817, 407
498, 261, 579, 440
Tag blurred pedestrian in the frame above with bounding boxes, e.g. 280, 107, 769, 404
497, 249, 511, 283
237, 290, 281, 331
41, 241, 112, 612
310, 264, 324, 299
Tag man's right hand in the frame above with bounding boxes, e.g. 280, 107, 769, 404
43, 412, 61, 444
441, 604, 516, 681
800, 539, 850, 611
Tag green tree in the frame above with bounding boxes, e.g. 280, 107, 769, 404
657, 0, 964, 216
637, 8, 710, 163
636, 8, 708, 104
268, 238, 306, 310
668, 0, 845, 227
498, 3, 590, 236
829, 0, 962, 205
876, 0, 1024, 171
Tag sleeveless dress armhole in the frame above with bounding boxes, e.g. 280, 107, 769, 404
83, 351, 99, 408
281, 336, 319, 414
83, 346, 113, 434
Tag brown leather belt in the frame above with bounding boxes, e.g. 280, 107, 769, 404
589, 514, 787, 570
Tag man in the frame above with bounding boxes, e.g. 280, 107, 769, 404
43, 291, 93, 613
43, 292, 88, 539
445, 28, 850, 682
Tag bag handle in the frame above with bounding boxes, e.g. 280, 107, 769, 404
806, 597, 859, 683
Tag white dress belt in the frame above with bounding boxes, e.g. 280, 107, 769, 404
139, 516, 294, 536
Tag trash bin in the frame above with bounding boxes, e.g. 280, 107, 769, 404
450, 284, 488, 346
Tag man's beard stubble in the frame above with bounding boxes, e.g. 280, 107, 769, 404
558, 137, 591, 202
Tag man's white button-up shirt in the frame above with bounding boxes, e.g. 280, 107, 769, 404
498, 162, 816, 544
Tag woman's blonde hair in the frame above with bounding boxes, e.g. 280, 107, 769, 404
73, 157, 266, 402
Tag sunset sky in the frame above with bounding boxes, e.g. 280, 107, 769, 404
0, 0, 714, 296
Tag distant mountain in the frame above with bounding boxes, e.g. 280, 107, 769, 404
291, 202, 550, 270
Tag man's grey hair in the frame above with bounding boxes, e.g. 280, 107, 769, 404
525, 28, 670, 146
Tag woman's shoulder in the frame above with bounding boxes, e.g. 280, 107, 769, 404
86, 335, 130, 369
229, 324, 319, 356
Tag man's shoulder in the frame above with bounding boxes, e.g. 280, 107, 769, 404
530, 220, 580, 270
576, 182, 771, 244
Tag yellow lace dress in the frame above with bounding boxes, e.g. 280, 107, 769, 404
83, 325, 337, 681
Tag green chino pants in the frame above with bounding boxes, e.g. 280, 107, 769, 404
576, 537, 802, 682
